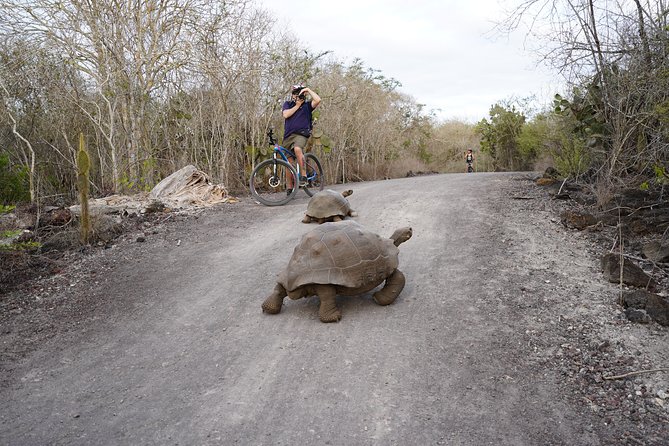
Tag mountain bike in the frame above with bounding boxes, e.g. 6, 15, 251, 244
467, 162, 474, 173
249, 129, 324, 206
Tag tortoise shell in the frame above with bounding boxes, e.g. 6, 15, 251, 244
281, 221, 399, 292
305, 189, 352, 220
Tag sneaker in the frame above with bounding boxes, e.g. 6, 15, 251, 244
299, 176, 308, 187
286, 188, 293, 196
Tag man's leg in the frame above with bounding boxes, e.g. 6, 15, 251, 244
294, 146, 307, 183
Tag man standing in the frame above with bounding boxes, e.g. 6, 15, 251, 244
282, 84, 321, 193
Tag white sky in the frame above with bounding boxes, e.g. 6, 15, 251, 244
257, 0, 562, 123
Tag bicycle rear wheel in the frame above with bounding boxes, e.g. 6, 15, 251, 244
250, 158, 299, 206
302, 153, 325, 197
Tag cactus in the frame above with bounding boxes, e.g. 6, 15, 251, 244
77, 133, 91, 244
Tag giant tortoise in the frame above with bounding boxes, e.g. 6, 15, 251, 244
302, 189, 357, 224
261, 220, 413, 322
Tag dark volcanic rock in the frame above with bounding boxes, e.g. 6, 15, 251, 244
601, 253, 657, 290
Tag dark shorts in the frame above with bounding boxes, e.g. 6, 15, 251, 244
283, 133, 309, 154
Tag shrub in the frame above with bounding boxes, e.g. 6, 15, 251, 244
552, 136, 591, 178
0, 153, 30, 204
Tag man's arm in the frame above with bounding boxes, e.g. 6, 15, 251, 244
304, 88, 321, 109
282, 99, 304, 119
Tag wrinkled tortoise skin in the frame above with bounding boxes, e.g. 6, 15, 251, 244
262, 221, 412, 322
302, 189, 356, 224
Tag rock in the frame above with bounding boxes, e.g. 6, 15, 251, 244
642, 241, 669, 263
561, 210, 598, 230
629, 219, 651, 235
543, 167, 560, 179
144, 200, 166, 214
646, 294, 669, 326
91, 214, 124, 243
39, 207, 73, 227
601, 253, 657, 290
0, 208, 35, 230
17, 230, 35, 243
624, 308, 652, 324
618, 289, 669, 326
536, 177, 556, 186
41, 229, 80, 252
618, 289, 651, 309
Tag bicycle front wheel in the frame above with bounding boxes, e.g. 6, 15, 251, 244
250, 158, 299, 206
302, 153, 325, 197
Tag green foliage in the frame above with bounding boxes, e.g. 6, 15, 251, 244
553, 85, 608, 150
516, 116, 549, 160
475, 103, 527, 170
0, 204, 16, 214
652, 164, 669, 185
1, 229, 22, 239
244, 145, 268, 163
320, 135, 332, 154
0, 153, 30, 205
120, 175, 135, 191
417, 143, 432, 164
0, 241, 41, 251
654, 101, 669, 123
0, 229, 41, 251
141, 158, 157, 191
552, 135, 590, 178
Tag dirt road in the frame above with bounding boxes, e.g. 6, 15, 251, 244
1, 173, 666, 445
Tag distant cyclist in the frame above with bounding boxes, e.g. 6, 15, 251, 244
282, 83, 321, 194
465, 149, 474, 173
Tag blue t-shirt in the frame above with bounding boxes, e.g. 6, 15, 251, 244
282, 100, 313, 139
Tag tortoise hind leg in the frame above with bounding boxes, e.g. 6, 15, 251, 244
262, 283, 288, 314
373, 269, 405, 306
314, 285, 341, 322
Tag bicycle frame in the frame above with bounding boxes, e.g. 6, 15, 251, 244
271, 143, 303, 177
267, 130, 318, 183
249, 129, 325, 206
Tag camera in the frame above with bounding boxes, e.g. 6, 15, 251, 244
292, 86, 306, 100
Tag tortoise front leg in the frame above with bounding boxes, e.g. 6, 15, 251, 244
262, 283, 287, 314
314, 284, 341, 322
373, 269, 405, 306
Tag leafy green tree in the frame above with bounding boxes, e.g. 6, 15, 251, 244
476, 104, 527, 171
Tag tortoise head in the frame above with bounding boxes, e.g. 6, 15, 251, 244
390, 227, 412, 247
341, 189, 353, 197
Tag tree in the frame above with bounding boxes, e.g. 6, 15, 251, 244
500, 0, 669, 190
1, 0, 252, 191
0, 1, 445, 204
476, 103, 527, 171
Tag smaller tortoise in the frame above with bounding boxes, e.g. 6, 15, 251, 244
262, 221, 413, 322
302, 189, 357, 224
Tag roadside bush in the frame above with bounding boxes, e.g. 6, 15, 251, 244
552, 136, 591, 179
0, 153, 30, 204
